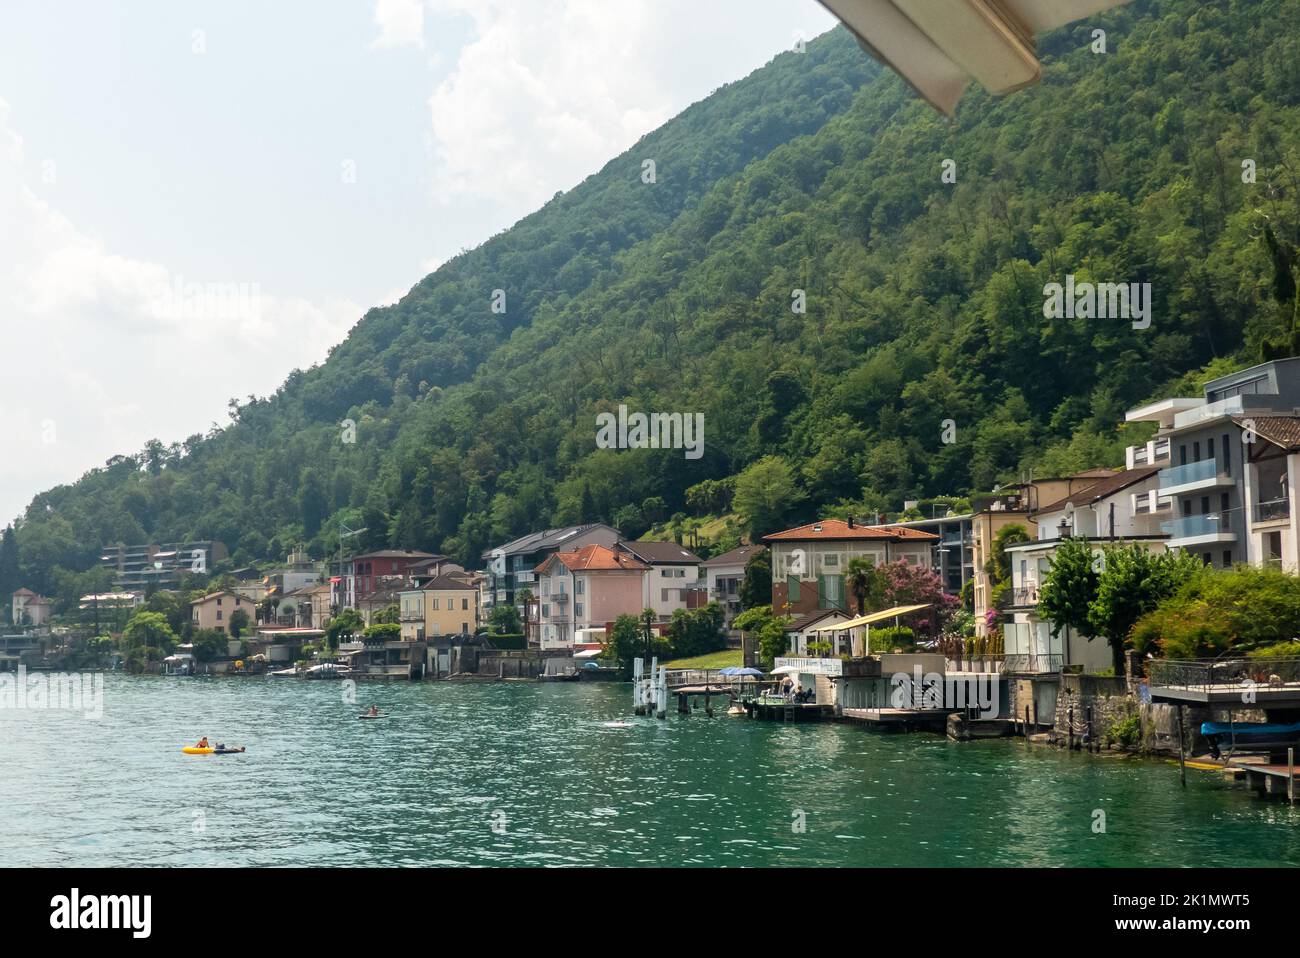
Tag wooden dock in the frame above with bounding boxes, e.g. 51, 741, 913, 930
1227, 756, 1297, 803
840, 707, 950, 731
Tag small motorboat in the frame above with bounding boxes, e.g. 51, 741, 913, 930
602, 721, 635, 728
303, 663, 353, 680
1201, 720, 1300, 758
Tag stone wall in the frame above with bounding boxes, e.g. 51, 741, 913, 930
1052, 673, 1134, 748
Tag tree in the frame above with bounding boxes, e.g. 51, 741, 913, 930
372, 605, 401, 625
191, 628, 229, 663
1038, 538, 1100, 641
325, 607, 365, 650
363, 622, 402, 641
986, 523, 1030, 586
488, 603, 522, 634
120, 610, 177, 672
603, 614, 645, 678
879, 560, 959, 638
734, 605, 792, 669
844, 556, 886, 615
1087, 546, 1202, 673
228, 608, 251, 640
739, 549, 772, 611
733, 457, 802, 539
665, 604, 726, 659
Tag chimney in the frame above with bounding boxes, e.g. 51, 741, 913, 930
847, 515, 855, 529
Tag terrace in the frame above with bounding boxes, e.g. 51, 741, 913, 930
1146, 657, 1300, 705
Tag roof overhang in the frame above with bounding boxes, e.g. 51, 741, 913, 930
818, 0, 1131, 116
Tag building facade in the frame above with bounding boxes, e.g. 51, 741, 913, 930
762, 518, 939, 617
535, 544, 648, 651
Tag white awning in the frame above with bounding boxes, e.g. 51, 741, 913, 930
818, 0, 1132, 115
573, 648, 603, 659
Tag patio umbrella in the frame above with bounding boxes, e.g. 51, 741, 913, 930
731, 667, 764, 677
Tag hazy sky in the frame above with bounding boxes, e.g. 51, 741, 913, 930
0, 0, 836, 526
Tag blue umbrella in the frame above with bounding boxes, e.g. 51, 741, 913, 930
730, 667, 764, 677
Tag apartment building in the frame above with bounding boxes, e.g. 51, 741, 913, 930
482, 524, 622, 612
399, 575, 481, 641
534, 544, 648, 651
100, 540, 228, 591
615, 541, 702, 621
1126, 357, 1300, 568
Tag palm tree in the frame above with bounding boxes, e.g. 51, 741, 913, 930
845, 557, 883, 616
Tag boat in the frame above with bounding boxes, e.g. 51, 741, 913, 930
182, 745, 245, 755
269, 666, 299, 678
1200, 720, 1300, 758
538, 670, 580, 682
303, 663, 353, 680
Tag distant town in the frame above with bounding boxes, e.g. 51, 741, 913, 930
6, 358, 1300, 801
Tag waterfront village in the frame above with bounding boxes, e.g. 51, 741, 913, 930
7, 357, 1300, 805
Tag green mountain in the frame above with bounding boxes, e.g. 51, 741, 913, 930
8, 0, 1300, 601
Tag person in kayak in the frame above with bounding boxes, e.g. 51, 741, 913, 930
196, 736, 209, 749
366, 705, 380, 717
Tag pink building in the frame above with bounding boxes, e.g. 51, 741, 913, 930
535, 544, 649, 651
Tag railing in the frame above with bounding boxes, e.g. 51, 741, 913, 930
1004, 653, 1064, 674
1161, 514, 1229, 540
1159, 458, 1224, 490
1009, 586, 1039, 606
1146, 657, 1300, 690
1253, 498, 1291, 523
1132, 438, 1171, 467
1171, 395, 1243, 429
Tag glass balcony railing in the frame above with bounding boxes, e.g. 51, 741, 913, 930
1161, 514, 1229, 540
1253, 498, 1291, 523
1159, 458, 1224, 489
1171, 395, 1244, 429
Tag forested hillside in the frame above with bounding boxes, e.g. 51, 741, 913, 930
7, 0, 1300, 600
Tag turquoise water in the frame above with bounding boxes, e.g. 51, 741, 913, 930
1, 674, 1297, 867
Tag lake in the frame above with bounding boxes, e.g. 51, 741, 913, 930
2, 673, 1297, 867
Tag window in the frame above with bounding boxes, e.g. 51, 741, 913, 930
1200, 496, 1210, 514
1221, 492, 1230, 514
1208, 437, 1215, 460
1267, 532, 1283, 568
661, 589, 669, 602
217, 610, 223, 621
1182, 500, 1191, 516
575, 603, 583, 617
1193, 441, 1201, 461
542, 604, 550, 618
1223, 550, 1233, 567
462, 598, 469, 610
432, 598, 439, 610
1224, 434, 1231, 473
462, 622, 469, 633
1179, 445, 1187, 466
576, 579, 584, 594
661, 569, 672, 578
1202, 553, 1212, 565
823, 554, 839, 568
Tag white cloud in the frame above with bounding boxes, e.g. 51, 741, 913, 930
415, 0, 833, 215
370, 0, 426, 49
0, 97, 361, 524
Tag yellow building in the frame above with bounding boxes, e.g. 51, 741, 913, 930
399, 575, 480, 641
189, 590, 260, 635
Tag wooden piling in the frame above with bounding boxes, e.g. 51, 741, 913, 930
1289, 747, 1295, 805
1177, 706, 1187, 788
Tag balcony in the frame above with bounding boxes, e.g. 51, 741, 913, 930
1133, 491, 1173, 515
1130, 437, 1171, 468
1253, 498, 1291, 524
1161, 514, 1234, 543
1008, 586, 1039, 607
550, 592, 569, 604
1159, 458, 1232, 495
1171, 395, 1244, 430
1004, 653, 1063, 674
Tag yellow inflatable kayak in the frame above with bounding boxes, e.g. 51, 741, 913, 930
182, 746, 215, 754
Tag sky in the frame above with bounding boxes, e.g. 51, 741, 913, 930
0, 0, 837, 526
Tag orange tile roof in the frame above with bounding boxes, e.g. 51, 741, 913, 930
762, 519, 939, 542
539, 544, 649, 573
